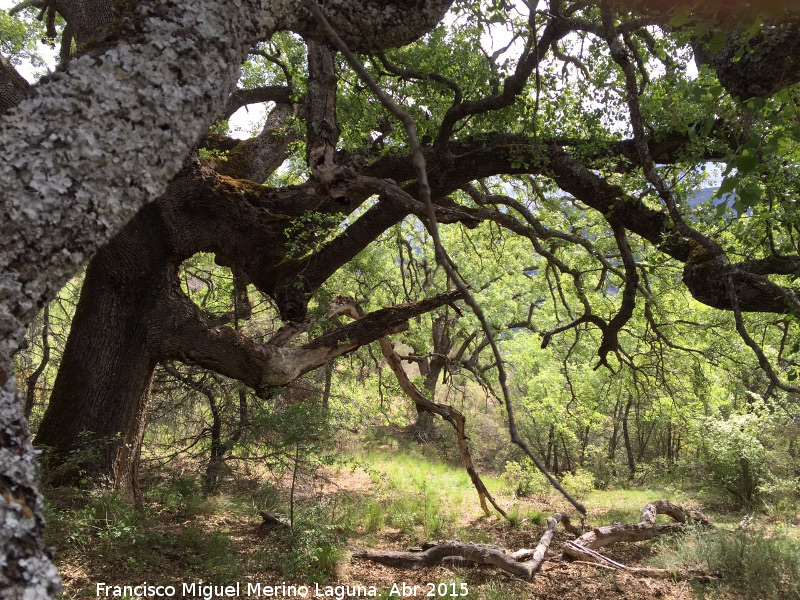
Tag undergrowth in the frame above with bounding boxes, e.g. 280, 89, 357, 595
652, 526, 800, 600
43, 436, 800, 600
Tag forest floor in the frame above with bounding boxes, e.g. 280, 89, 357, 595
47, 438, 791, 600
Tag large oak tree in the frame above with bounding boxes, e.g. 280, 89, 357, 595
2, 0, 800, 596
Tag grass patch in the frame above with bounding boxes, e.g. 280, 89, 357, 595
583, 487, 692, 525
178, 526, 241, 582
353, 448, 504, 541
651, 526, 800, 600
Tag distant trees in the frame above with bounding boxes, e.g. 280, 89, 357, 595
3, 0, 800, 595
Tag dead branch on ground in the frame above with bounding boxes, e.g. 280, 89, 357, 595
356, 500, 715, 582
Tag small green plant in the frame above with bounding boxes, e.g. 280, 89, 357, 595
179, 526, 241, 582
505, 506, 524, 528
502, 460, 543, 498
479, 580, 528, 600
363, 499, 386, 533
526, 510, 545, 525
259, 502, 350, 584
44, 492, 166, 576
39, 431, 121, 489
197, 147, 229, 163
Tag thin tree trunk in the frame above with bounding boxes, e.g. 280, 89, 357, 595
24, 304, 51, 419
204, 392, 225, 492
623, 394, 636, 480
560, 432, 572, 472
579, 423, 590, 466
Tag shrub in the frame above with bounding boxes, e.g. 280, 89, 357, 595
692, 413, 768, 507
559, 468, 595, 500
503, 460, 595, 501
502, 460, 547, 498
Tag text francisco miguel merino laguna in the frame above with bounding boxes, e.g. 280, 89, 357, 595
96, 582, 389, 599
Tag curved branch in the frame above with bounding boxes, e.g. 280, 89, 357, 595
375, 50, 462, 105
152, 284, 463, 388
223, 85, 294, 119
433, 14, 570, 152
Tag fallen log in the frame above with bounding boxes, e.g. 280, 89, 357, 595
357, 501, 712, 583
355, 513, 564, 580
567, 499, 710, 551
639, 499, 711, 527
560, 499, 719, 584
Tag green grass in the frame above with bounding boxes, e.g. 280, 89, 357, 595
583, 487, 693, 525
178, 526, 242, 582
48, 436, 800, 600
353, 448, 508, 540
359, 448, 507, 501
651, 526, 800, 600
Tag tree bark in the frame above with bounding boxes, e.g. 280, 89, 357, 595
35, 202, 170, 501
0, 54, 29, 113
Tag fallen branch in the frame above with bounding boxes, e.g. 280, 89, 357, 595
558, 500, 718, 583
563, 541, 627, 568
567, 499, 710, 551
356, 513, 564, 580
560, 499, 714, 582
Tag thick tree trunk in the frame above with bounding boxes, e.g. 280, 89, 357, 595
36, 204, 168, 502
412, 408, 437, 442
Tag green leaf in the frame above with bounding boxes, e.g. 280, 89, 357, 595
735, 151, 760, 174
738, 182, 762, 209
707, 31, 728, 53
669, 5, 693, 27
717, 176, 738, 197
